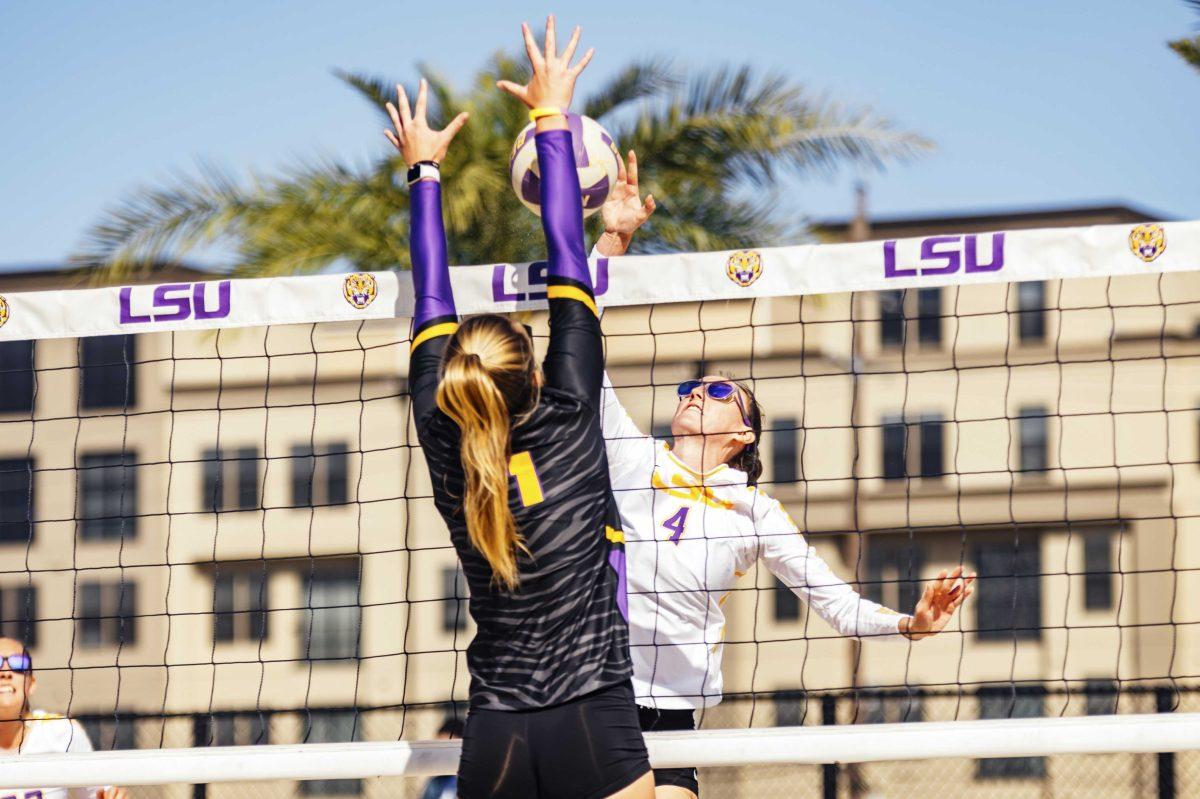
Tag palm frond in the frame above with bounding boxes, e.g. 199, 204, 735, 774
582, 59, 677, 121
334, 70, 402, 120
1169, 36, 1200, 73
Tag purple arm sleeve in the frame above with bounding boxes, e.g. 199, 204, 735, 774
410, 179, 456, 329
535, 128, 593, 290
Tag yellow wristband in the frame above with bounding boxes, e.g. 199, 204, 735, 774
529, 107, 564, 122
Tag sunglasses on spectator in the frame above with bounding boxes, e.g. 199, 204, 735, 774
0, 654, 32, 673
676, 380, 752, 427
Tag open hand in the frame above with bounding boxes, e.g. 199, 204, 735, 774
901, 565, 976, 641
99, 787, 128, 799
600, 149, 657, 247
384, 78, 469, 167
497, 16, 594, 111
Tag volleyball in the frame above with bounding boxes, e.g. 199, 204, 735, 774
509, 113, 621, 217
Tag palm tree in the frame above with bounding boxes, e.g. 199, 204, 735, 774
75, 51, 930, 280
1169, 1, 1200, 74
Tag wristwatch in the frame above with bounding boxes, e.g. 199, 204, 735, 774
407, 161, 440, 185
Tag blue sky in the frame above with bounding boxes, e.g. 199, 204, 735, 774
0, 0, 1197, 269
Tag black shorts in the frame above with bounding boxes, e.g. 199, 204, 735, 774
457, 680, 650, 799
637, 705, 699, 796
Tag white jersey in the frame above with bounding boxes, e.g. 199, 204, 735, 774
602, 377, 907, 709
0, 711, 99, 799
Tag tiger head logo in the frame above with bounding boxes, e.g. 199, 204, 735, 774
0, 296, 9, 329
343, 273, 378, 310
1128, 224, 1166, 263
726, 250, 763, 287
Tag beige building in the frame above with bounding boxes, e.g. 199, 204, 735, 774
0, 203, 1195, 797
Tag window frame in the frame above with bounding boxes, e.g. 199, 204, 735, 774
80, 334, 137, 410
79, 452, 138, 541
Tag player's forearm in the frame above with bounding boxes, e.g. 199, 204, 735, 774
409, 179, 456, 329
535, 128, 592, 291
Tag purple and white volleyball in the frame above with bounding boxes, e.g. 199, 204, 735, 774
508, 113, 622, 218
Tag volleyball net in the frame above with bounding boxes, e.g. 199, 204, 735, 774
0, 219, 1199, 796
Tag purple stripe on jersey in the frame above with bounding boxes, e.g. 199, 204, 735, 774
409, 180, 457, 328
535, 129, 591, 289
608, 546, 629, 621
567, 113, 589, 167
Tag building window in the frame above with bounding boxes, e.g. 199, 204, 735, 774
291, 445, 350, 508
80, 717, 138, 750
214, 570, 269, 643
879, 290, 905, 346
301, 711, 361, 796
441, 567, 468, 633
860, 692, 923, 724
206, 712, 271, 746
974, 534, 1041, 641
304, 564, 360, 662
1017, 281, 1046, 343
0, 585, 38, 647
976, 687, 1045, 778
881, 415, 944, 480
773, 691, 806, 727
1083, 531, 1114, 611
917, 288, 941, 345
865, 535, 924, 612
879, 290, 942, 347
0, 459, 34, 544
80, 453, 138, 541
771, 418, 799, 485
201, 447, 259, 512
0, 341, 34, 415
80, 335, 136, 410
773, 576, 801, 622
1017, 407, 1048, 474
79, 581, 137, 648
1084, 679, 1117, 716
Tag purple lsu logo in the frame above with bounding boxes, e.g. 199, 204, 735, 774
120, 281, 231, 324
491, 259, 609, 302
884, 233, 1005, 278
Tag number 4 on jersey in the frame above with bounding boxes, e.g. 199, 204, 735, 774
663, 507, 689, 544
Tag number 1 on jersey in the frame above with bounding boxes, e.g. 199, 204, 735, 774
663, 506, 689, 544
508, 451, 544, 507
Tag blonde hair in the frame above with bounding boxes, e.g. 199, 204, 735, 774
436, 315, 540, 590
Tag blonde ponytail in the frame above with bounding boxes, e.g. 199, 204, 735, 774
436, 316, 539, 590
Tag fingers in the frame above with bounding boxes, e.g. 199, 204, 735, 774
414, 78, 428, 121
442, 111, 470, 142
496, 80, 528, 103
396, 84, 413, 129
561, 25, 581, 63
644, 195, 657, 216
385, 102, 404, 139
571, 46, 595, 77
627, 150, 639, 188
383, 128, 401, 150
521, 22, 544, 69
544, 14, 556, 60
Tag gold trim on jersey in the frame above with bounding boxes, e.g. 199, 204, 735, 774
546, 285, 599, 317
652, 469, 735, 510
605, 526, 625, 545
410, 321, 459, 353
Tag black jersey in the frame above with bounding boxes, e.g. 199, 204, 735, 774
411, 292, 631, 710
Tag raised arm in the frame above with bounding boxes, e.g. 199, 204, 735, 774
754, 496, 974, 641
499, 18, 602, 403
385, 79, 469, 422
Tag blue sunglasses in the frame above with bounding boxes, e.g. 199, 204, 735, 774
676, 380, 752, 427
0, 654, 32, 673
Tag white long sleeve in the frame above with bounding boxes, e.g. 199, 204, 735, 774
754, 497, 907, 640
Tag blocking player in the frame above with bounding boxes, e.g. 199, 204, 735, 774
386, 16, 653, 799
